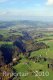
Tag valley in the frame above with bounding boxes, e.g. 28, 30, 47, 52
0, 21, 53, 80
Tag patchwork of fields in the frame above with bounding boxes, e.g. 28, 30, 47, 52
13, 32, 53, 80
0, 29, 53, 80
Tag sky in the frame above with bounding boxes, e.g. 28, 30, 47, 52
0, 0, 53, 21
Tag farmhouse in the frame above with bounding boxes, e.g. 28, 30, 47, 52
48, 59, 53, 70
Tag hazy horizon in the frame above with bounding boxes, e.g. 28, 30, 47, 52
0, 0, 53, 21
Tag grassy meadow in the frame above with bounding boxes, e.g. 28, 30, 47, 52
0, 29, 53, 80
13, 32, 53, 80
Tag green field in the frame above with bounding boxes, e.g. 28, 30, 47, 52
30, 41, 53, 59
0, 30, 53, 80
13, 57, 53, 80
13, 32, 53, 80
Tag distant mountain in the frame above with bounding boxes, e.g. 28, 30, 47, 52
0, 21, 17, 29
0, 20, 53, 29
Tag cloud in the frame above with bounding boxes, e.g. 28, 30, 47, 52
0, 8, 53, 18
46, 0, 53, 5
0, 8, 53, 21
0, 0, 9, 3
